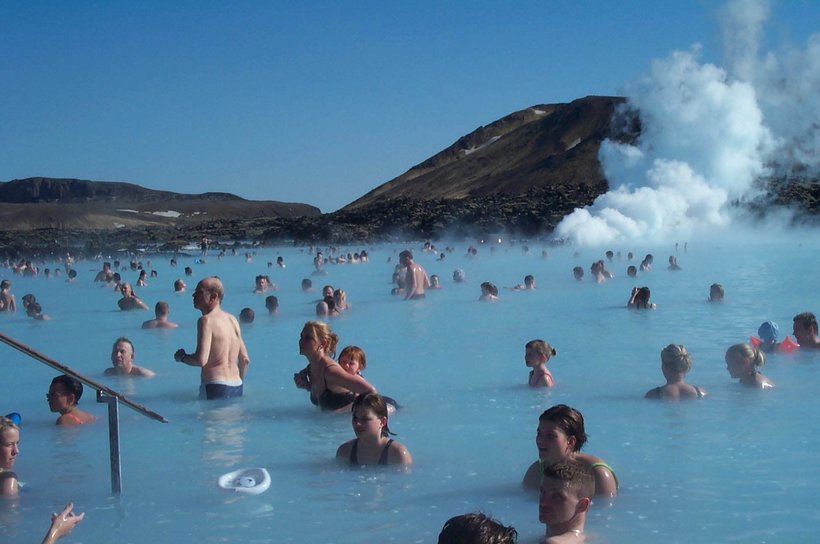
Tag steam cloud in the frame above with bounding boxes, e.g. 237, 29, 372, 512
555, 0, 819, 246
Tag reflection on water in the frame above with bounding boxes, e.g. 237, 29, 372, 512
199, 403, 248, 467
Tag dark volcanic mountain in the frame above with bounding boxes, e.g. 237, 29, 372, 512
345, 96, 627, 209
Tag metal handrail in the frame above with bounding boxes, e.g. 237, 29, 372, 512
0, 331, 168, 494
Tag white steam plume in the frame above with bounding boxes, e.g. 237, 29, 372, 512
555, 0, 819, 246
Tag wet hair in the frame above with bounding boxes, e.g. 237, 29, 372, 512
113, 336, 135, 356
524, 275, 535, 287
709, 283, 725, 301
339, 345, 366, 371
352, 393, 393, 437
51, 374, 84, 404
627, 265, 637, 277
302, 321, 339, 358
572, 266, 584, 279
634, 286, 652, 307
437, 513, 518, 544
301, 278, 312, 290
155, 301, 170, 316
526, 339, 557, 359
725, 343, 766, 369
265, 295, 279, 312
660, 344, 691, 374
542, 459, 595, 499
539, 404, 587, 451
239, 307, 255, 323
0, 416, 19, 435
793, 312, 818, 334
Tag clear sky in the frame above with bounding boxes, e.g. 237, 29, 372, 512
0, 1, 815, 212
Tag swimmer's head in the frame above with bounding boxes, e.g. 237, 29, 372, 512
453, 269, 466, 283
539, 405, 586, 452
239, 307, 255, 324
709, 283, 725, 302
758, 321, 778, 343
339, 345, 366, 374
352, 393, 392, 437
49, 375, 83, 405
539, 460, 594, 525
437, 513, 518, 544
725, 343, 766, 370
572, 266, 584, 280
660, 344, 692, 375
301, 321, 339, 358
265, 295, 279, 313
526, 339, 557, 361
155, 301, 170, 317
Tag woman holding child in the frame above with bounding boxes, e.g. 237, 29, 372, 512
294, 321, 376, 412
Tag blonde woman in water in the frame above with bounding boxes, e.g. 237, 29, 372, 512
725, 343, 774, 388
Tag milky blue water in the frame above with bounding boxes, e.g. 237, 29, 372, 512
2, 235, 820, 543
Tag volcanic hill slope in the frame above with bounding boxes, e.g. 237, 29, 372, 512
1, 95, 816, 253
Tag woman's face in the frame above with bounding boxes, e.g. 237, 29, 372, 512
339, 353, 361, 375
351, 406, 384, 438
726, 354, 749, 379
47, 383, 73, 413
299, 326, 322, 356
0, 428, 19, 469
536, 420, 575, 463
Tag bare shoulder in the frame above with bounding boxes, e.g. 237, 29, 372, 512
336, 440, 354, 459
388, 440, 413, 464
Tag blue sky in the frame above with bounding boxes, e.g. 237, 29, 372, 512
0, 1, 815, 212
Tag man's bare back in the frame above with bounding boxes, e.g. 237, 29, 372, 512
175, 277, 250, 399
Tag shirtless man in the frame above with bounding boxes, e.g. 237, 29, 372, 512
174, 277, 250, 399
105, 337, 155, 377
94, 262, 113, 283
0, 280, 16, 311
400, 250, 430, 300
142, 301, 178, 329
793, 312, 820, 349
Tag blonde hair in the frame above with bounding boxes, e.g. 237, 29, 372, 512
725, 343, 766, 368
660, 344, 692, 374
526, 339, 557, 359
302, 321, 340, 358
0, 416, 18, 435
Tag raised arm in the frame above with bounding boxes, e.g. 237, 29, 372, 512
325, 364, 377, 394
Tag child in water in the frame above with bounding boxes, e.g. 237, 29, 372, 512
338, 345, 366, 377
525, 339, 557, 387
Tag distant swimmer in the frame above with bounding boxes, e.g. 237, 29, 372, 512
47, 375, 96, 425
400, 249, 430, 300
335, 393, 412, 465
142, 301, 178, 329
627, 286, 655, 309
525, 339, 557, 388
239, 307, 255, 324
174, 277, 250, 400
725, 343, 774, 388
479, 282, 499, 302
627, 265, 637, 278
174, 278, 186, 292
93, 262, 113, 283
265, 295, 279, 315
510, 275, 536, 291
572, 266, 584, 281
105, 337, 155, 378
117, 283, 148, 311
640, 254, 653, 271
668, 255, 682, 270
709, 283, 724, 302
645, 344, 706, 400
0, 280, 16, 311
793, 312, 820, 349
429, 274, 442, 289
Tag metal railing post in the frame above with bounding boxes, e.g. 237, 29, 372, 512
97, 391, 123, 495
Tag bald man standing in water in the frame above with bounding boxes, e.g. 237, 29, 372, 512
174, 277, 250, 399
400, 249, 430, 300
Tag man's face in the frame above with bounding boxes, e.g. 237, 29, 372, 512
794, 320, 813, 344
111, 341, 134, 372
539, 479, 580, 525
